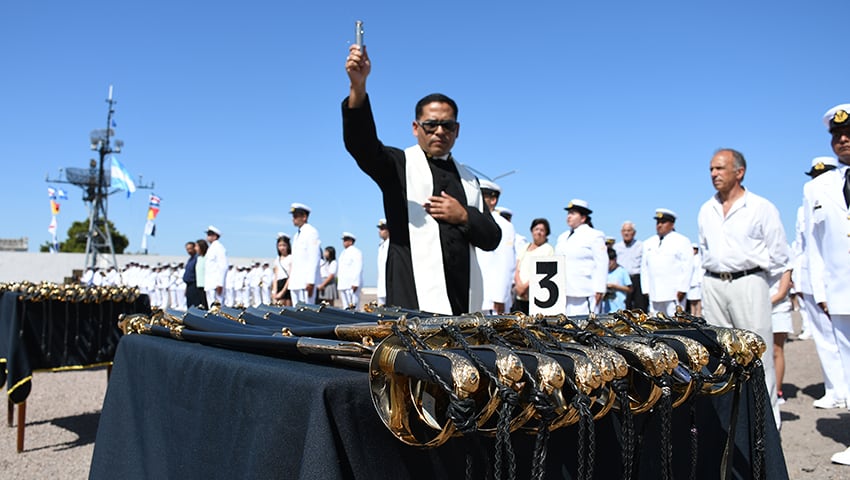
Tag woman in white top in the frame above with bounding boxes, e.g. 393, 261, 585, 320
317, 246, 339, 306
272, 235, 293, 306
771, 267, 793, 403
514, 218, 555, 314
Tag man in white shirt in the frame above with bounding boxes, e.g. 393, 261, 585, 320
805, 105, 850, 466
204, 225, 229, 307
338, 232, 364, 309
289, 203, 322, 305
613, 221, 648, 311
640, 208, 693, 316
376, 219, 389, 306
477, 180, 516, 314
698, 148, 790, 430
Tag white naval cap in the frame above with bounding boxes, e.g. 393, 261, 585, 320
806, 156, 838, 177
824, 104, 850, 131
377, 218, 387, 228
479, 179, 501, 193
495, 206, 513, 217
341, 231, 356, 241
565, 198, 592, 215
653, 208, 677, 222
206, 225, 221, 236
289, 202, 311, 214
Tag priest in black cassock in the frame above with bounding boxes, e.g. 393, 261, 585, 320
342, 44, 501, 315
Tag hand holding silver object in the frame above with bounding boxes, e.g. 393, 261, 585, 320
355, 20, 364, 48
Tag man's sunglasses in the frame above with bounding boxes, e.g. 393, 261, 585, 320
417, 119, 459, 134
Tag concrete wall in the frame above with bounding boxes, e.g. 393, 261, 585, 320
0, 251, 269, 284
0, 252, 379, 300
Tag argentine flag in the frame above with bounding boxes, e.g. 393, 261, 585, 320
110, 156, 136, 198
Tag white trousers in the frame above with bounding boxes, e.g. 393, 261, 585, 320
830, 313, 850, 406
292, 288, 316, 305
206, 287, 224, 308
702, 273, 779, 429
801, 293, 848, 401
565, 296, 594, 316
650, 299, 685, 317
339, 289, 360, 310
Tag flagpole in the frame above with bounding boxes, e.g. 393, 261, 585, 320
45, 85, 154, 266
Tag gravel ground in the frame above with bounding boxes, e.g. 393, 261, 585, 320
2, 313, 850, 479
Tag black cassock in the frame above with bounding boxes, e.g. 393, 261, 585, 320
342, 96, 500, 315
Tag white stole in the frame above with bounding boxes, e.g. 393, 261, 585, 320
404, 145, 484, 314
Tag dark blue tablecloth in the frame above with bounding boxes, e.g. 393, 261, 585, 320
0, 291, 150, 403
90, 334, 787, 479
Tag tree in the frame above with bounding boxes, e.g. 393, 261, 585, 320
39, 219, 129, 253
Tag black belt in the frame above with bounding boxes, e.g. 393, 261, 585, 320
705, 267, 762, 281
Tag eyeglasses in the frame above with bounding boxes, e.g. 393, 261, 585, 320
417, 119, 459, 134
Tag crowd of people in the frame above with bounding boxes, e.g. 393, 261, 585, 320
342, 43, 850, 466
73, 43, 850, 467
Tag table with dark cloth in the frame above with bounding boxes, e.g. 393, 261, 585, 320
0, 291, 151, 403
90, 333, 788, 479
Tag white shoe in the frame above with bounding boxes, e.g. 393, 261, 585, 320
798, 330, 813, 340
813, 396, 846, 409
831, 447, 850, 465
777, 396, 786, 406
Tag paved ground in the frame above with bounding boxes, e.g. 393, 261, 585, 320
2, 313, 850, 479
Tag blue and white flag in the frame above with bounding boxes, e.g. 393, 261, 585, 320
56, 188, 68, 200
110, 156, 136, 198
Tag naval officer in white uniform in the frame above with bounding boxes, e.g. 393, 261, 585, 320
805, 105, 850, 465
554, 199, 608, 315
640, 208, 694, 316
477, 179, 516, 314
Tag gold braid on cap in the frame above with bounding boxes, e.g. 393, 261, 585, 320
834, 110, 849, 125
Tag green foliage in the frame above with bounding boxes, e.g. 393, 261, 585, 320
39, 219, 129, 253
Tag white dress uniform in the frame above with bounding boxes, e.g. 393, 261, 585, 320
804, 165, 850, 407
224, 266, 237, 307
205, 239, 228, 307
236, 268, 249, 306
247, 265, 262, 307
81, 268, 95, 285
478, 212, 516, 313
173, 267, 187, 311
338, 242, 364, 309
640, 230, 694, 316
377, 238, 389, 305
260, 265, 273, 305
290, 223, 322, 304
687, 251, 704, 302
156, 268, 171, 309
554, 223, 608, 315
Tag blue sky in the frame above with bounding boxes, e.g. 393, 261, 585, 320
2, 1, 848, 286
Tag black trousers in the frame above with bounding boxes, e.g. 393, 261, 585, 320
185, 282, 204, 308
626, 274, 649, 311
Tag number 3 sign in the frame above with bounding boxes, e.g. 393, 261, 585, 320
529, 256, 567, 315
